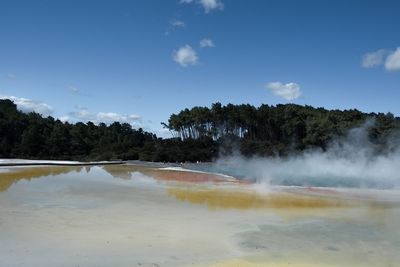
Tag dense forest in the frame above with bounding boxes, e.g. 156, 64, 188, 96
164, 102, 400, 157
1, 99, 399, 162
0, 99, 216, 162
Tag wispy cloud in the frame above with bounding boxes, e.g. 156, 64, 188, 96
67, 107, 141, 126
67, 86, 79, 94
165, 19, 186, 36
361, 49, 388, 68
7, 73, 16, 80
265, 82, 302, 101
180, 0, 224, 13
172, 45, 199, 67
0, 95, 54, 116
171, 19, 185, 27
200, 38, 215, 48
385, 47, 400, 71
361, 47, 400, 71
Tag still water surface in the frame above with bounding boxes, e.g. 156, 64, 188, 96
0, 164, 399, 267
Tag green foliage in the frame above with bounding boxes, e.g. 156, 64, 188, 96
1, 99, 399, 162
0, 100, 157, 161
164, 102, 400, 157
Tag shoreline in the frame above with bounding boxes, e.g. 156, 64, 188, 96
0, 159, 126, 167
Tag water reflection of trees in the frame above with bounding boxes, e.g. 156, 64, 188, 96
0, 166, 85, 192
102, 165, 134, 180
101, 164, 163, 180
1, 164, 242, 193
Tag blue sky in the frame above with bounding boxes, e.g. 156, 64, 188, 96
1, 0, 400, 136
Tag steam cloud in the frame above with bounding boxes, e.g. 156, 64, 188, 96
208, 119, 400, 189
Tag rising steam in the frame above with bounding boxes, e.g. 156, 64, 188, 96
205, 119, 400, 189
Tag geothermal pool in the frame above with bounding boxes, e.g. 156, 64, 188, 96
0, 164, 399, 267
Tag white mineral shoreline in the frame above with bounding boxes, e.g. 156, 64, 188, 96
0, 158, 125, 166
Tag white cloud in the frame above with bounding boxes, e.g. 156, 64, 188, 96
385, 47, 400, 71
68, 107, 141, 126
0, 95, 54, 116
59, 116, 70, 122
155, 128, 173, 138
361, 49, 388, 68
97, 112, 141, 123
199, 0, 224, 13
172, 45, 199, 67
265, 82, 302, 101
180, 0, 223, 13
200, 38, 214, 48
171, 19, 185, 27
362, 47, 400, 72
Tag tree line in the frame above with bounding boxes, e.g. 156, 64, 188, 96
163, 102, 400, 156
1, 99, 399, 162
0, 99, 215, 162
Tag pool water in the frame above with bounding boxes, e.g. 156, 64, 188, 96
0, 164, 399, 267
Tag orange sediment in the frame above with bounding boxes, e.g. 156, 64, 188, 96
167, 186, 348, 210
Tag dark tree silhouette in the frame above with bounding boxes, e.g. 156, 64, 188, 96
1, 99, 399, 162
